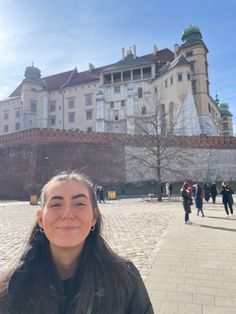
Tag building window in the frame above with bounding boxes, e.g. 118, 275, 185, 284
123, 70, 131, 82
154, 86, 158, 93
15, 110, 20, 118
114, 110, 119, 121
206, 80, 209, 95
86, 110, 92, 120
104, 74, 112, 84
223, 117, 227, 121
143, 67, 152, 78
3, 125, 8, 133
121, 100, 126, 107
187, 73, 191, 80
114, 86, 120, 93
190, 62, 195, 74
31, 87, 37, 92
170, 77, 173, 85
4, 112, 9, 120
208, 103, 211, 113
177, 74, 182, 81
87, 127, 92, 132
85, 94, 93, 106
185, 50, 193, 57
141, 106, 146, 115
113, 72, 121, 83
192, 80, 196, 94
49, 101, 56, 112
110, 102, 114, 108
165, 80, 168, 88
133, 68, 141, 80
138, 87, 143, 98
68, 112, 75, 123
50, 115, 56, 125
223, 123, 228, 130
15, 122, 20, 131
68, 98, 75, 109
30, 101, 37, 113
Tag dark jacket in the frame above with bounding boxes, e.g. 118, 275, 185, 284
0, 254, 153, 314
220, 186, 234, 205
181, 188, 192, 213
194, 185, 203, 209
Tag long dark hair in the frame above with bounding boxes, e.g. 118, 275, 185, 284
0, 171, 135, 313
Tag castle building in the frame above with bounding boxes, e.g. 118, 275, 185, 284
0, 25, 233, 136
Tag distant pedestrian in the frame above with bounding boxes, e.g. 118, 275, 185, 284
210, 182, 218, 204
95, 185, 100, 201
194, 184, 205, 217
99, 186, 105, 203
169, 183, 173, 197
203, 182, 211, 202
181, 181, 192, 224
220, 183, 234, 216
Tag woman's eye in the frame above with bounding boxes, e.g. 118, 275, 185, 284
51, 203, 62, 208
75, 202, 85, 207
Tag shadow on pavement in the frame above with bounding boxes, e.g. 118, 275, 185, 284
199, 224, 236, 233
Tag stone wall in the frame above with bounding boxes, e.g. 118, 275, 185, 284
0, 128, 235, 197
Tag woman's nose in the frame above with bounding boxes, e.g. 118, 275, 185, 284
62, 205, 74, 219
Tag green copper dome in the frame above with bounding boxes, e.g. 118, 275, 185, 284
182, 25, 202, 43
24, 64, 41, 80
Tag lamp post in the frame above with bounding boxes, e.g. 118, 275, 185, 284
45, 156, 49, 181
207, 152, 211, 182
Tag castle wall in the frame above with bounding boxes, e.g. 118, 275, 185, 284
0, 129, 235, 197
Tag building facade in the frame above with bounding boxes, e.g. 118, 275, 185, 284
0, 25, 233, 136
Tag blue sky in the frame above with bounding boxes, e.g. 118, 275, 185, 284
0, 0, 235, 132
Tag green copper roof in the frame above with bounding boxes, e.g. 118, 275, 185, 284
182, 25, 202, 43
219, 103, 233, 116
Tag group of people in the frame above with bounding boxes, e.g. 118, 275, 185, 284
181, 181, 234, 224
0, 171, 154, 313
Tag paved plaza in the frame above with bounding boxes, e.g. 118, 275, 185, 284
0, 197, 236, 313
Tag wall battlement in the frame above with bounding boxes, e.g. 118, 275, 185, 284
0, 128, 235, 149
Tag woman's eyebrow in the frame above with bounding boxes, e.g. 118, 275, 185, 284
72, 193, 88, 200
50, 196, 63, 201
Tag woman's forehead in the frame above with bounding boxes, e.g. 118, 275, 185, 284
45, 180, 90, 198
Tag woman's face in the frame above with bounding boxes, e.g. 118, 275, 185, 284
37, 180, 97, 252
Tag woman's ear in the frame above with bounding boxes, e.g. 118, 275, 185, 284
92, 207, 99, 225
36, 210, 43, 228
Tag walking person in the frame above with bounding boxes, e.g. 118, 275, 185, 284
181, 181, 193, 224
210, 182, 218, 204
220, 183, 234, 216
194, 183, 205, 217
203, 182, 211, 203
0, 171, 153, 313
99, 185, 105, 203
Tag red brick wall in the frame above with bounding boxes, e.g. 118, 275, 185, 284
0, 128, 235, 198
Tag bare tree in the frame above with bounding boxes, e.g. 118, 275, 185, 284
125, 89, 196, 201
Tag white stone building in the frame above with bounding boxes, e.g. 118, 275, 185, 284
0, 25, 233, 136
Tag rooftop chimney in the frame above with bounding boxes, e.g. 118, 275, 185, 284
122, 47, 125, 60
133, 44, 136, 59
153, 44, 158, 55
174, 44, 179, 58
89, 63, 95, 72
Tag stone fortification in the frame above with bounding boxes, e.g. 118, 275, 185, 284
0, 129, 235, 198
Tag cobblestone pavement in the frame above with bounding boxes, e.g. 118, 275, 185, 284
0, 199, 177, 280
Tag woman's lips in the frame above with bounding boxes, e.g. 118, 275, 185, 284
56, 226, 79, 232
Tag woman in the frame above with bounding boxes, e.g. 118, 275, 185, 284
181, 181, 192, 224
194, 184, 205, 217
0, 171, 153, 313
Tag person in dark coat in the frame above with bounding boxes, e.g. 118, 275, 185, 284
210, 182, 218, 204
181, 181, 192, 224
0, 171, 153, 314
203, 182, 211, 202
220, 183, 234, 216
194, 184, 205, 217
